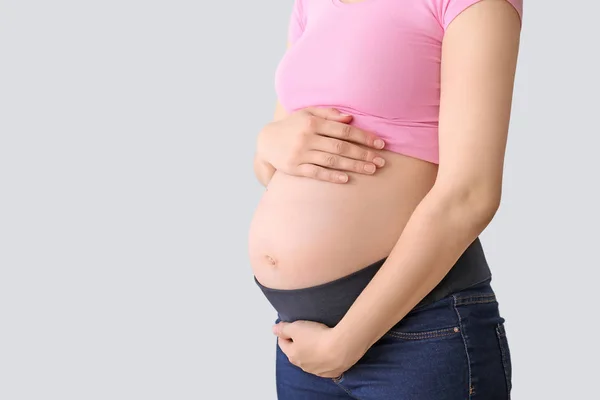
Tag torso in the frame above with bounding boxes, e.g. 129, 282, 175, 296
248, 151, 438, 289
275, 0, 448, 163
249, 0, 452, 289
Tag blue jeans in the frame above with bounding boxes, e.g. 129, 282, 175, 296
275, 279, 512, 399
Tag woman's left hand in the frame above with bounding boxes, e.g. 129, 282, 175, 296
273, 320, 366, 378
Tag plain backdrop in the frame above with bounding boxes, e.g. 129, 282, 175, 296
0, 0, 598, 399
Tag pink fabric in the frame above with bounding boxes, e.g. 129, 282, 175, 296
276, 0, 523, 164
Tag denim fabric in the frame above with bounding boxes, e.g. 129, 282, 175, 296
275, 279, 512, 399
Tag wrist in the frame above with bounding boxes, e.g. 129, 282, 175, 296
330, 323, 371, 363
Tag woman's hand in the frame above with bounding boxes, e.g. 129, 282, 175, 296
273, 320, 368, 378
257, 107, 386, 183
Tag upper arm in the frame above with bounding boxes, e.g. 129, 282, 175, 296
273, 0, 306, 120
254, 2, 304, 184
435, 0, 522, 206
272, 41, 293, 121
288, 0, 306, 46
273, 100, 289, 121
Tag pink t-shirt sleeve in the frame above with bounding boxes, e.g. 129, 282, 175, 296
441, 0, 523, 30
287, 0, 307, 44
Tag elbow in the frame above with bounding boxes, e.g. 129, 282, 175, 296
432, 182, 502, 232
473, 189, 501, 228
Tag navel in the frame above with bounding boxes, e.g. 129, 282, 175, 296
264, 254, 278, 267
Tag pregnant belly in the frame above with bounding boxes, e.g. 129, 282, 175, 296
248, 151, 438, 290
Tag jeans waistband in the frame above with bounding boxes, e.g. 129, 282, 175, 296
256, 237, 492, 327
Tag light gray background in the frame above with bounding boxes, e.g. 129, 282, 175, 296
0, 0, 598, 399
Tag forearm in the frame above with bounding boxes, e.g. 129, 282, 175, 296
332, 184, 499, 352
254, 102, 289, 187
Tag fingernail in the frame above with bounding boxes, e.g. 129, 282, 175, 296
338, 174, 348, 183
364, 164, 376, 173
373, 157, 385, 167
374, 139, 385, 149
339, 113, 351, 117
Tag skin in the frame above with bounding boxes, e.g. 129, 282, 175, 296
250, 137, 438, 290
269, 0, 522, 378
254, 104, 386, 186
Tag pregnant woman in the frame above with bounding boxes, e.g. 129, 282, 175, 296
248, 0, 522, 398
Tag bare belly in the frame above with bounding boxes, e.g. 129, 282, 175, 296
248, 150, 439, 290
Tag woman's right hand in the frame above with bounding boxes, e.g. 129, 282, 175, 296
256, 107, 386, 183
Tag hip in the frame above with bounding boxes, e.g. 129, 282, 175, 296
276, 278, 513, 399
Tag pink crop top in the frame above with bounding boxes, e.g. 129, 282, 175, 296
275, 0, 523, 164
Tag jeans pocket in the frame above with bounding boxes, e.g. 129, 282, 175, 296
495, 322, 513, 396
383, 296, 461, 342
385, 325, 461, 341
